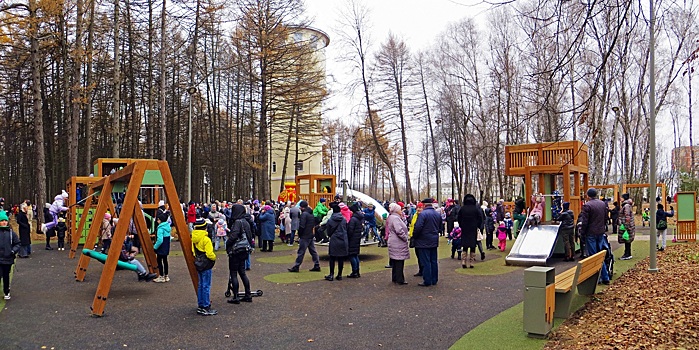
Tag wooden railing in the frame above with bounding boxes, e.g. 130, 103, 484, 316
505, 141, 588, 175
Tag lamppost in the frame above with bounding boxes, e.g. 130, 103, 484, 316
434, 118, 444, 202
186, 86, 197, 202
201, 165, 209, 203
341, 179, 349, 202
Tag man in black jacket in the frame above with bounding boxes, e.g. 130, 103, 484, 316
288, 201, 321, 272
579, 188, 610, 284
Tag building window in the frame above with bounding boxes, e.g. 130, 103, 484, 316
295, 161, 303, 171
272, 161, 277, 173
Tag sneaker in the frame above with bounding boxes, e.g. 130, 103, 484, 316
620, 255, 632, 261
287, 243, 293, 246
3, 293, 9, 300
153, 276, 166, 283
203, 308, 218, 316
165, 275, 170, 282
41, 224, 47, 234
197, 307, 207, 315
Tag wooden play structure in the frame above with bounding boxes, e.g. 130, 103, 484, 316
295, 174, 336, 206
674, 192, 697, 242
65, 175, 109, 246
505, 141, 589, 220
621, 183, 667, 209
589, 184, 619, 203
72, 160, 196, 316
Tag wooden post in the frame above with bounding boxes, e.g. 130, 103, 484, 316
158, 161, 199, 293
90, 162, 146, 316
75, 180, 114, 280
70, 186, 97, 259
133, 205, 157, 274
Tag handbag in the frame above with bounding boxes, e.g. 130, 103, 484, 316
193, 246, 215, 272
233, 231, 251, 254
656, 220, 667, 230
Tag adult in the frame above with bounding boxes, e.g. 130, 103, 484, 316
226, 204, 253, 304
192, 218, 217, 315
386, 203, 409, 285
444, 199, 460, 237
346, 203, 365, 278
0, 211, 20, 300
557, 202, 576, 261
619, 193, 635, 260
186, 202, 196, 231
656, 203, 674, 252
579, 188, 610, 284
21, 200, 33, 233
288, 202, 301, 246
609, 201, 620, 235
16, 205, 31, 258
325, 202, 348, 281
457, 194, 482, 269
43, 203, 55, 250
412, 199, 441, 286
409, 203, 424, 276
495, 199, 505, 223
287, 201, 321, 272
259, 205, 276, 252
153, 213, 171, 283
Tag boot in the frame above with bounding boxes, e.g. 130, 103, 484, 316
469, 253, 476, 268
462, 253, 469, 268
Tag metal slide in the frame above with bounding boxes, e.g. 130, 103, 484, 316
505, 223, 561, 266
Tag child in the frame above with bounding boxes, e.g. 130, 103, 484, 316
100, 213, 113, 253
0, 210, 21, 300
642, 208, 650, 227
485, 208, 496, 250
56, 212, 67, 251
153, 213, 171, 282
448, 223, 462, 260
504, 213, 514, 240
214, 218, 229, 251
497, 221, 508, 252
527, 194, 544, 228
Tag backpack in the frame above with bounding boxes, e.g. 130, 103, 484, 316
656, 219, 667, 230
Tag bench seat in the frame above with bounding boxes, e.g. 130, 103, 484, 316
553, 250, 606, 318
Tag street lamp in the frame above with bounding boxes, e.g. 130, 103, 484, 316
186, 86, 197, 202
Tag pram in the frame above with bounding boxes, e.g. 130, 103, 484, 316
603, 233, 614, 278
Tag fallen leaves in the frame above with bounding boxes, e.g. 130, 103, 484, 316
545, 243, 699, 349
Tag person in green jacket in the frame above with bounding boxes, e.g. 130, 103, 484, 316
192, 218, 217, 316
313, 198, 328, 223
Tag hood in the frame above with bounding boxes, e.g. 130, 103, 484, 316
191, 228, 208, 245
463, 194, 477, 205
352, 210, 365, 219
331, 212, 345, 222
231, 204, 247, 220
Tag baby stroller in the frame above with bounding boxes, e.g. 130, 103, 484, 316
603, 233, 614, 278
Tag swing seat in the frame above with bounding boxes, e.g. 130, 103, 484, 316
82, 249, 138, 272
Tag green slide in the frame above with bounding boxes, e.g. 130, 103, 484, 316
82, 249, 138, 272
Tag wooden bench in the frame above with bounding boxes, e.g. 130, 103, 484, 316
554, 250, 606, 318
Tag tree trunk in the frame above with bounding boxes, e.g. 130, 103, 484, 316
69, 0, 84, 177
159, 0, 167, 160
30, 0, 47, 223
112, 0, 121, 157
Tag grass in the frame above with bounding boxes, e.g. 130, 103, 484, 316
450, 240, 654, 350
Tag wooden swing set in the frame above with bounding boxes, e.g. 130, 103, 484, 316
71, 160, 197, 316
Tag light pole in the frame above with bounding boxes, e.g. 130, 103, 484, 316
431, 117, 442, 204
186, 86, 197, 203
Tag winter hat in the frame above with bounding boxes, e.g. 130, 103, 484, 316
421, 198, 434, 204
299, 200, 309, 208
417, 202, 424, 208
339, 202, 347, 209
330, 202, 341, 213
194, 217, 207, 229
45, 203, 51, 209
586, 188, 598, 198
319, 198, 327, 203
158, 200, 165, 207
157, 213, 169, 223
562, 202, 570, 211
0, 210, 8, 223
454, 222, 460, 228
217, 218, 225, 225
505, 212, 511, 218
104, 213, 112, 220
622, 193, 630, 200
263, 205, 272, 211
349, 203, 360, 213
397, 201, 405, 209
253, 200, 260, 205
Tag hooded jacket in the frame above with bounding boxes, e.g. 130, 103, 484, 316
347, 210, 365, 255
192, 227, 216, 262
363, 207, 376, 226
457, 194, 483, 249
259, 209, 276, 241
0, 226, 20, 265
619, 199, 636, 243
227, 204, 253, 254
154, 221, 171, 255
326, 212, 349, 257
413, 206, 441, 249
298, 206, 316, 239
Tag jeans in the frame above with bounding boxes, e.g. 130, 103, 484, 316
294, 237, 320, 268
288, 230, 296, 244
417, 247, 438, 285
586, 235, 610, 282
228, 252, 250, 298
197, 268, 212, 308
486, 229, 494, 248
19, 244, 31, 257
128, 259, 147, 275
214, 236, 227, 251
349, 254, 360, 273
363, 224, 377, 242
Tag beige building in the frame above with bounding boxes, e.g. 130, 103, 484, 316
270, 26, 329, 200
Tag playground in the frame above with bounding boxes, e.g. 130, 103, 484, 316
2, 145, 699, 349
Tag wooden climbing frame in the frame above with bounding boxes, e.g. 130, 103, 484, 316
72, 160, 197, 316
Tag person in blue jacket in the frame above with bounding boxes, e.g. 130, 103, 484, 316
656, 203, 674, 251
362, 204, 377, 243
412, 199, 441, 286
259, 205, 276, 252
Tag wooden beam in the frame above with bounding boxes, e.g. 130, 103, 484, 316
75, 180, 115, 279
133, 204, 157, 274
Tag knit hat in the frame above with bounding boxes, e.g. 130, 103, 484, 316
194, 217, 207, 229
104, 213, 112, 220
586, 188, 598, 198
562, 202, 570, 211
417, 202, 424, 208
158, 200, 165, 207
330, 202, 341, 213
505, 212, 511, 218
622, 193, 630, 200
157, 213, 169, 223
0, 210, 8, 222
339, 202, 347, 209
299, 200, 308, 208
397, 201, 405, 209
319, 198, 326, 203
263, 205, 272, 211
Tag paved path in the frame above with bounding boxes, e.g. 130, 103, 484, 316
0, 241, 586, 349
